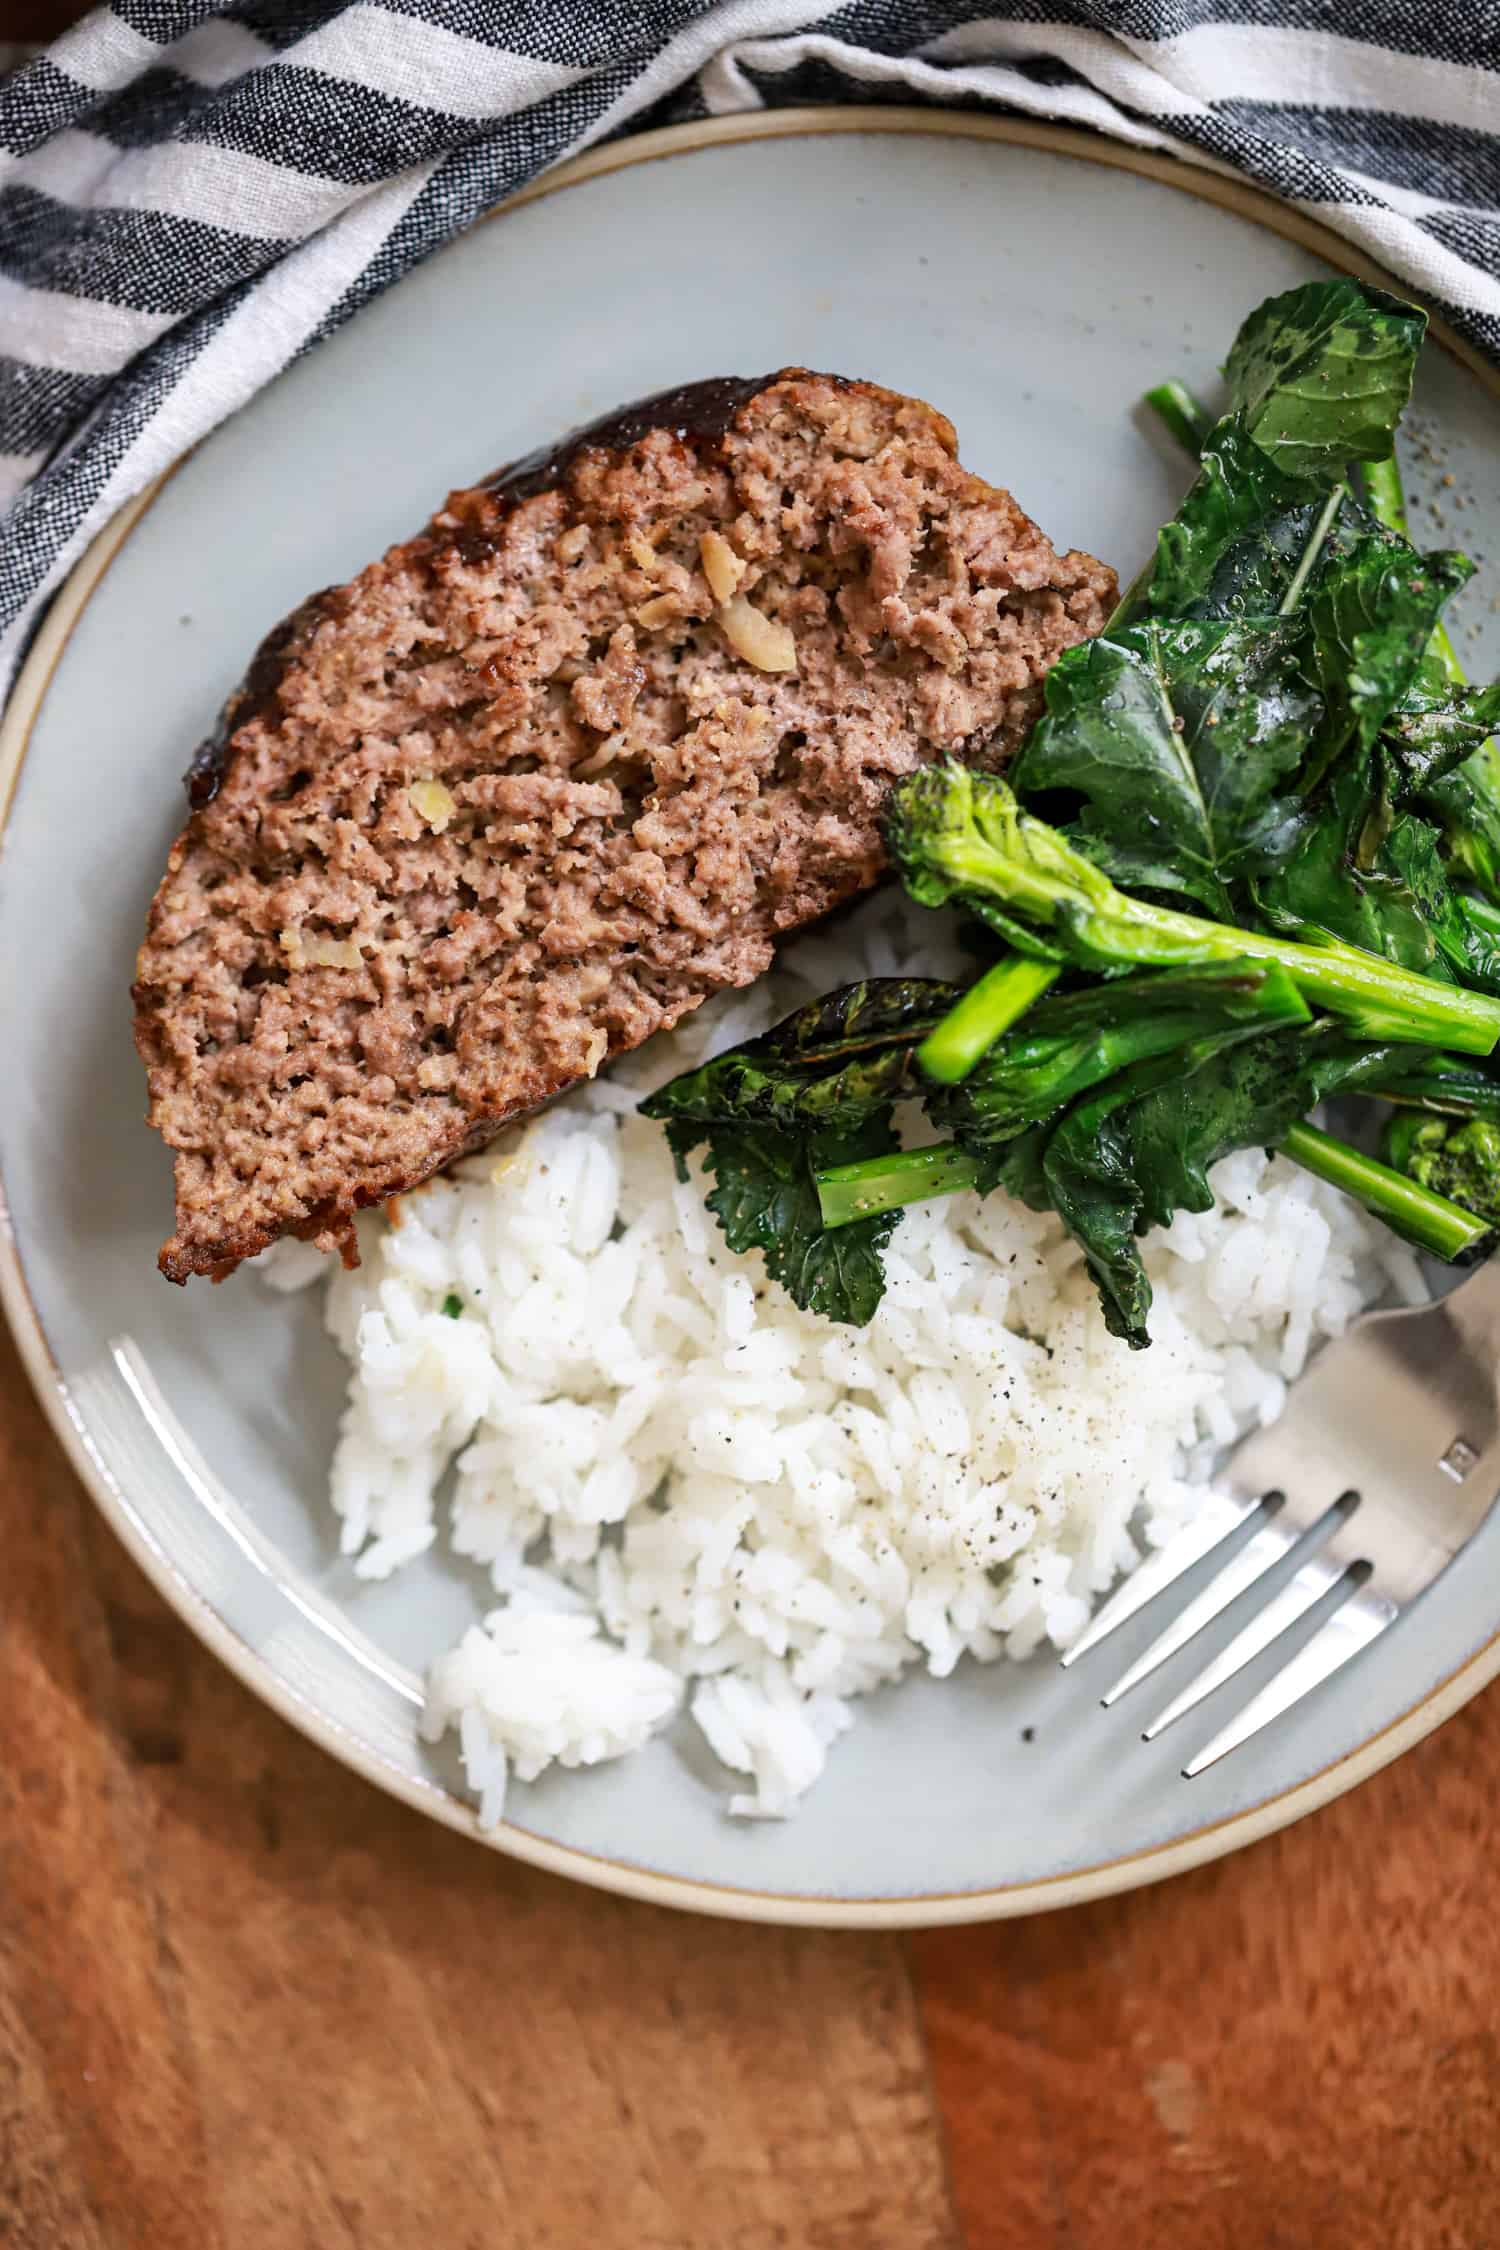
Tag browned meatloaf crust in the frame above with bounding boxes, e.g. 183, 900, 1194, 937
134, 370, 1116, 1282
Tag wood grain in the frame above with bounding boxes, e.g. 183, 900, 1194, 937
0, 1326, 958, 2250
6, 1316, 1500, 2248
913, 1697, 1500, 2250
4, 14, 1500, 2231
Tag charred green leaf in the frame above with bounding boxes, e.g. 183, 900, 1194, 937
1014, 618, 1318, 915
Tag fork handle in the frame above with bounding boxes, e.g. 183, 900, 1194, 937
1225, 1260, 1500, 1603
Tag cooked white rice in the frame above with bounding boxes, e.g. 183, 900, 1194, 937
262, 892, 1425, 1823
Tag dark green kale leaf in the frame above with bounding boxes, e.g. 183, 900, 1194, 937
695, 1111, 901, 1327
1013, 618, 1319, 915
1301, 540, 1474, 790
748, 977, 960, 1067
1034, 1042, 1226, 1350
1128, 389, 1413, 635
641, 978, 956, 1143
1363, 681, 1500, 888
1384, 682, 1500, 906
1378, 820, 1500, 993
1117, 1027, 1406, 1229
1254, 758, 1500, 999
1134, 419, 1333, 624
639, 980, 958, 1325
1385, 680, 1500, 797
1221, 279, 1427, 476
1242, 543, 1483, 978
1040, 1024, 1406, 1346
1121, 278, 1423, 630
982, 1124, 1053, 1211
1038, 1070, 1166, 1348
1252, 760, 1447, 974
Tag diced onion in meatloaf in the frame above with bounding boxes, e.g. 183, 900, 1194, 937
133, 369, 1115, 1281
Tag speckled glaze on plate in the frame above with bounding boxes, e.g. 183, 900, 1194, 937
4, 113, 1500, 1928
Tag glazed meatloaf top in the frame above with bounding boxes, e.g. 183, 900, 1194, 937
133, 370, 1115, 1281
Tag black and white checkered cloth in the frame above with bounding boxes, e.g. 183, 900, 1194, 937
1, 1, 1496, 686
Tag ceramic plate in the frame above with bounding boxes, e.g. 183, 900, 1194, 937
5, 114, 1500, 1928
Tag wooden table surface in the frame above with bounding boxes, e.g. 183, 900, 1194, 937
4, 1318, 1498, 2249
1, 14, 1498, 2241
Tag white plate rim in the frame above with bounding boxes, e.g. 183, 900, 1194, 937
3, 108, 1498, 1929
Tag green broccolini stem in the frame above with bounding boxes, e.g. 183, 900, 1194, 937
1457, 891, 1500, 954
818, 1119, 1496, 1262
1462, 893, 1500, 948
1108, 383, 1215, 628
817, 1118, 1496, 1262
816, 1141, 980, 1229
905, 784, 1500, 1052
1362, 451, 1466, 685
1361, 453, 1411, 540
1143, 380, 1215, 458
1281, 1120, 1493, 1261
914, 955, 1059, 1085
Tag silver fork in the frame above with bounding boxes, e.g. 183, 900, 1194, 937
1061, 1257, 1500, 1775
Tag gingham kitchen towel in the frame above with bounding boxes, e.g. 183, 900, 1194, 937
1, 1, 1496, 687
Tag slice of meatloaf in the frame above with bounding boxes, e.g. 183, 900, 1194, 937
134, 370, 1115, 1282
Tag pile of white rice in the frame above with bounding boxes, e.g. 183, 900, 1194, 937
262, 893, 1424, 1823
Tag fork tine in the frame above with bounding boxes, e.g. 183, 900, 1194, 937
1140, 1533, 1356, 1741
1106, 1489, 1359, 1710
1181, 1570, 1396, 1776
1060, 1495, 1266, 1669
1100, 1513, 1294, 1707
